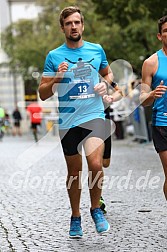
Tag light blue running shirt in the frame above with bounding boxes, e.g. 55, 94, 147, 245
152, 49, 167, 126
43, 41, 108, 129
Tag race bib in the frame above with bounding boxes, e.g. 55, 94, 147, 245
69, 79, 95, 99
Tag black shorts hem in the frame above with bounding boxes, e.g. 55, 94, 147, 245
152, 126, 167, 153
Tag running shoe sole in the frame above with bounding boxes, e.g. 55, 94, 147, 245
69, 235, 83, 239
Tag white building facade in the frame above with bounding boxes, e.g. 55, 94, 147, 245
0, 0, 38, 114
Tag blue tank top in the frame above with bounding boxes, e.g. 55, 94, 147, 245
152, 49, 167, 126
43, 41, 108, 129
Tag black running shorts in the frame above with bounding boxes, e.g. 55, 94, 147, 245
103, 118, 112, 159
31, 122, 41, 129
152, 126, 167, 153
59, 118, 105, 156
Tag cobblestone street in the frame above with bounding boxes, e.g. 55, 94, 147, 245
0, 132, 166, 252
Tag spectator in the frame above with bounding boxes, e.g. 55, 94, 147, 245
12, 107, 22, 136
26, 102, 42, 142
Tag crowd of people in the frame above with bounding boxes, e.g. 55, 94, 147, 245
0, 106, 22, 136
0, 102, 42, 142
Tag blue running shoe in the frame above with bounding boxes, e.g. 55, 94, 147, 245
69, 216, 83, 238
91, 208, 110, 234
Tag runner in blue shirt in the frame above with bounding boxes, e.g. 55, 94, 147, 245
140, 15, 167, 200
38, 6, 121, 238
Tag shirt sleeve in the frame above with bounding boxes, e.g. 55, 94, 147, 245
43, 52, 56, 77
99, 45, 109, 70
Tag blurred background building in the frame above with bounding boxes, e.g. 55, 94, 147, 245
0, 0, 58, 135
0, 0, 39, 113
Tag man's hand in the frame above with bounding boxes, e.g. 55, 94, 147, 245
94, 81, 107, 96
58, 62, 68, 72
56, 62, 68, 79
103, 95, 114, 104
152, 80, 167, 98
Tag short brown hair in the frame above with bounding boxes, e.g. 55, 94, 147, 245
59, 6, 84, 27
158, 15, 167, 34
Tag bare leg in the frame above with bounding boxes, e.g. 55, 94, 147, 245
12, 126, 16, 136
32, 128, 38, 142
159, 150, 167, 200
17, 127, 22, 136
15, 126, 22, 136
65, 154, 82, 217
84, 137, 104, 209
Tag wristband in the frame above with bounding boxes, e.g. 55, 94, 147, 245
111, 81, 117, 88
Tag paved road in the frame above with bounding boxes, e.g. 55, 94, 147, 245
0, 133, 166, 252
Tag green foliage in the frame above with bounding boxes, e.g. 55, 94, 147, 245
1, 0, 166, 83
92, 0, 167, 75
1, 0, 109, 81
92, 0, 167, 26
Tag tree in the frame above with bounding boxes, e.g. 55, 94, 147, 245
3, 0, 163, 83
92, 0, 167, 75
1, 0, 107, 82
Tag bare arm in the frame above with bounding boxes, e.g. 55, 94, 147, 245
99, 65, 113, 84
140, 58, 155, 106
140, 55, 167, 106
38, 62, 68, 101
92, 65, 112, 96
38, 76, 59, 100
99, 65, 123, 103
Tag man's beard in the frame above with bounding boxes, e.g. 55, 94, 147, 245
68, 34, 81, 42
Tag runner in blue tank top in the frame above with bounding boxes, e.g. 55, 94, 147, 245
38, 6, 122, 238
140, 15, 167, 200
